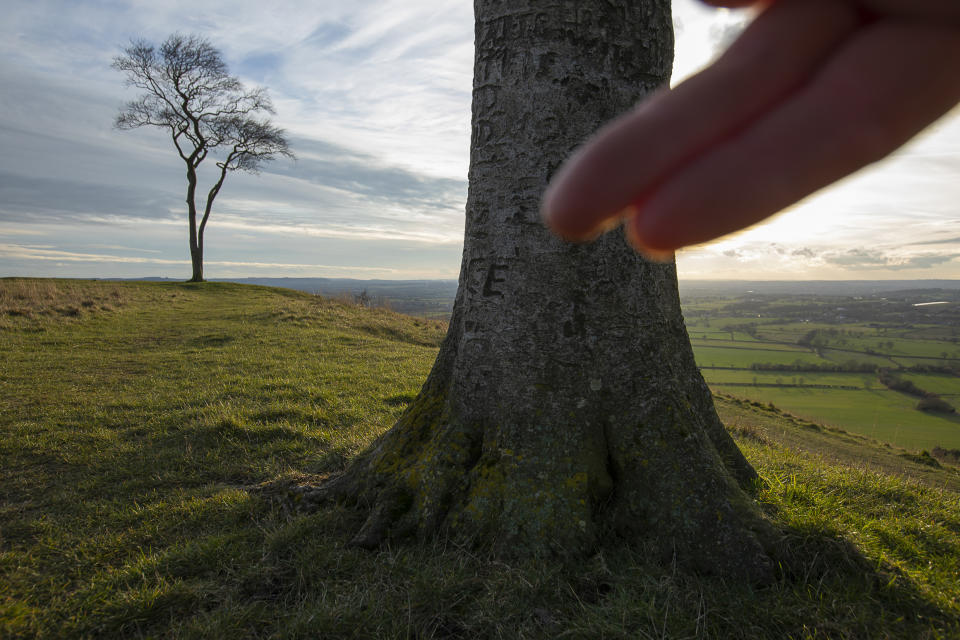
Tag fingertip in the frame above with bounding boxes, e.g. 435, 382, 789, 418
540, 192, 593, 241
541, 174, 634, 241
625, 213, 676, 262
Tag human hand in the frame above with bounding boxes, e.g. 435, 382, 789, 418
541, 0, 960, 260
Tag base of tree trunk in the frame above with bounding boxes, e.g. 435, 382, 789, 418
295, 0, 778, 583
298, 371, 776, 583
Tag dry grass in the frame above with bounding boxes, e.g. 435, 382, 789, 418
0, 278, 131, 327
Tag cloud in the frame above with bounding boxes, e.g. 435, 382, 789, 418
0, 243, 184, 265
211, 216, 461, 245
708, 20, 747, 50
823, 249, 960, 271
671, 1, 752, 81
713, 243, 804, 263
909, 236, 960, 246
3, 0, 960, 281
0, 10, 469, 261
0, 171, 178, 223
276, 137, 466, 214
0, 242, 400, 273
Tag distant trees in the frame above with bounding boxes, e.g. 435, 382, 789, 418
113, 34, 293, 282
878, 370, 926, 397
720, 323, 758, 339
878, 369, 956, 413
750, 361, 877, 373
916, 396, 955, 414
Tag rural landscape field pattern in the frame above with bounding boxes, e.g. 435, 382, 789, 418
682, 288, 960, 452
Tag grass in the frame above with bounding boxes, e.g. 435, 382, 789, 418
691, 344, 831, 368
819, 348, 899, 368
702, 369, 879, 389
2, 279, 960, 638
834, 337, 960, 359
689, 338, 806, 352
901, 373, 960, 398
709, 386, 960, 451
0, 277, 144, 323
683, 295, 960, 451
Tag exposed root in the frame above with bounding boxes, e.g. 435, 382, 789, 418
291, 471, 360, 509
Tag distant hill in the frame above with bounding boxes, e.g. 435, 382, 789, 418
678, 279, 960, 297
119, 277, 960, 317
127, 277, 460, 318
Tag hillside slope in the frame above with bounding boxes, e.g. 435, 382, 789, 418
1, 279, 958, 639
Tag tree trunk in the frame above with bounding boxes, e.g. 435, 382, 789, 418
306, 0, 774, 580
189, 243, 204, 283
186, 171, 205, 283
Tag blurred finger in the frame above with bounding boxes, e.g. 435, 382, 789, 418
861, 0, 960, 23
542, 0, 860, 240
627, 21, 960, 251
700, 0, 767, 7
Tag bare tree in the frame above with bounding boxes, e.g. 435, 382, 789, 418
302, 0, 774, 581
113, 34, 293, 282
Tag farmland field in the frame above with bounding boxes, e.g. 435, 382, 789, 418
682, 286, 960, 450
690, 345, 832, 368
701, 369, 877, 389
901, 372, 960, 398
710, 386, 960, 450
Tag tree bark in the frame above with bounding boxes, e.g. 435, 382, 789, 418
186, 166, 205, 282
306, 0, 774, 580
189, 243, 204, 283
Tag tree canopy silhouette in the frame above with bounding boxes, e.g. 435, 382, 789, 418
113, 34, 293, 282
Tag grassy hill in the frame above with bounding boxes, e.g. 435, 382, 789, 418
2, 279, 959, 639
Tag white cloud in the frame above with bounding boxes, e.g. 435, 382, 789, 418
1, 0, 959, 280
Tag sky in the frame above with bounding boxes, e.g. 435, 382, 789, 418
1, 1, 958, 281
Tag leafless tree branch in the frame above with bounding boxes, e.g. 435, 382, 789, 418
112, 33, 294, 282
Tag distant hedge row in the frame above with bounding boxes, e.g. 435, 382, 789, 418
748, 361, 960, 376
878, 369, 956, 414
749, 361, 877, 373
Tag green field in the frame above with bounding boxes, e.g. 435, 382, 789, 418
754, 324, 835, 343
683, 289, 960, 452
818, 348, 899, 368
690, 338, 804, 351
902, 372, 960, 398
701, 369, 877, 389
893, 355, 960, 368
831, 337, 960, 359
3, 279, 960, 638
709, 385, 960, 450
687, 330, 761, 342
692, 345, 831, 368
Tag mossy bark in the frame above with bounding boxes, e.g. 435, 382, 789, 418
304, 0, 774, 581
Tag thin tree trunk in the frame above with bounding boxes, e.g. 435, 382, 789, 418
304, 0, 774, 580
189, 243, 204, 282
186, 166, 204, 282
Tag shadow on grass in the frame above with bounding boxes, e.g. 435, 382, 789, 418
236, 482, 959, 639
